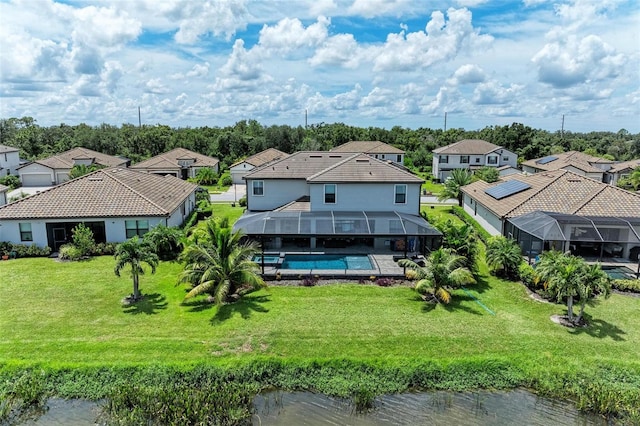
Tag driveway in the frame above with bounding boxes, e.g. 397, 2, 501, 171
210, 184, 246, 203
7, 186, 53, 201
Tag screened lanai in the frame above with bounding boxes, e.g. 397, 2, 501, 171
233, 210, 442, 253
505, 211, 640, 260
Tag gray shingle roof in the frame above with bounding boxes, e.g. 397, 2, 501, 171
330, 141, 404, 154
19, 147, 128, 170
130, 148, 219, 170
433, 139, 502, 155
0, 168, 196, 219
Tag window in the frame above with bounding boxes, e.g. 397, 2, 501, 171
503, 156, 509, 162
19, 223, 32, 242
252, 180, 264, 196
487, 156, 498, 165
125, 220, 149, 238
475, 157, 481, 163
397, 154, 402, 162
324, 184, 336, 204
460, 155, 470, 164
395, 184, 407, 204
440, 155, 449, 164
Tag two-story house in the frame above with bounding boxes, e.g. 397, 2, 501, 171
521, 151, 613, 182
229, 148, 288, 184
432, 139, 517, 181
0, 144, 21, 177
330, 141, 405, 165
234, 151, 441, 252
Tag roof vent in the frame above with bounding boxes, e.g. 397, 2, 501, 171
356, 159, 369, 163
567, 178, 582, 182
309, 155, 322, 158
88, 177, 103, 181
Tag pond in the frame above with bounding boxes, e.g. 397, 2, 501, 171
15, 389, 609, 425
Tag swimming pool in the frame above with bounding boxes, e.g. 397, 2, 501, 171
602, 265, 637, 280
280, 254, 373, 270
252, 255, 281, 265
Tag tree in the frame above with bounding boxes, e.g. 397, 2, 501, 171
575, 263, 611, 324
69, 164, 104, 179
485, 236, 523, 279
535, 251, 581, 322
114, 237, 159, 302
437, 220, 478, 271
143, 224, 185, 261
194, 167, 218, 185
179, 219, 264, 305
399, 248, 476, 304
71, 223, 96, 257
437, 169, 473, 206
473, 166, 499, 183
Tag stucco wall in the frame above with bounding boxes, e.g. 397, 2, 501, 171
308, 182, 421, 214
462, 194, 503, 235
246, 179, 309, 211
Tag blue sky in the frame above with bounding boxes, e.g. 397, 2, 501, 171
1, 0, 638, 132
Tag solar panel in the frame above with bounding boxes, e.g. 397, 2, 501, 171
485, 180, 531, 200
535, 155, 558, 165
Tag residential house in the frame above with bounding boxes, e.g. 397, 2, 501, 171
234, 151, 441, 252
460, 170, 640, 260
0, 184, 8, 206
605, 158, 640, 186
18, 147, 128, 187
130, 148, 219, 180
520, 151, 613, 182
230, 148, 288, 184
330, 141, 405, 165
0, 144, 22, 176
432, 139, 518, 181
0, 168, 197, 251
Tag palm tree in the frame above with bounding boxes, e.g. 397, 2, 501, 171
143, 224, 185, 261
114, 236, 159, 301
438, 220, 478, 271
437, 169, 473, 207
179, 219, 264, 305
399, 248, 476, 304
535, 251, 582, 322
485, 236, 523, 279
575, 263, 611, 324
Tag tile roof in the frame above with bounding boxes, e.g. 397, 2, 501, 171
461, 170, 640, 219
130, 147, 219, 170
330, 140, 404, 154
608, 158, 640, 173
0, 144, 19, 153
521, 151, 612, 174
244, 151, 354, 179
307, 153, 423, 183
433, 139, 503, 155
231, 148, 289, 167
0, 184, 8, 193
0, 168, 196, 219
20, 147, 128, 170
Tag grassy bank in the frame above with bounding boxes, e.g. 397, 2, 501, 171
1, 256, 639, 421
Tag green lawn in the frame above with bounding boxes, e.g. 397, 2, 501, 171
199, 184, 231, 194
2, 256, 639, 376
211, 203, 245, 223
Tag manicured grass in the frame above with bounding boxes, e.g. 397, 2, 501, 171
420, 205, 464, 225
2, 256, 639, 378
211, 203, 245, 223
199, 184, 231, 194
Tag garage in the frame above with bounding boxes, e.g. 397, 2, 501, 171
21, 173, 53, 187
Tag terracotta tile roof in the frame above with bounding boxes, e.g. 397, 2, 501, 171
330, 140, 404, 154
0, 168, 196, 219
433, 139, 503, 155
521, 151, 612, 174
0, 144, 19, 153
461, 169, 640, 219
608, 158, 640, 173
0, 184, 8, 193
130, 147, 219, 170
244, 151, 353, 179
231, 148, 289, 167
307, 153, 423, 183
19, 147, 128, 170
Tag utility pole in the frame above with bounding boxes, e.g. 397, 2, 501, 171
305, 109, 308, 129
561, 114, 565, 138
138, 107, 142, 128
444, 112, 447, 131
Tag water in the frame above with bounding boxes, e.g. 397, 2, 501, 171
602, 265, 637, 280
281, 254, 373, 270
252, 255, 281, 264
22, 390, 608, 425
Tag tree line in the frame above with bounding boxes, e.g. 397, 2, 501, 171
1, 117, 638, 172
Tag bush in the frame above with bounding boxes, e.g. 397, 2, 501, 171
5, 244, 51, 258
405, 269, 418, 281
238, 195, 247, 207
451, 206, 492, 243
91, 242, 117, 256
71, 224, 95, 257
58, 244, 83, 261
217, 172, 232, 187
375, 277, 394, 287
612, 279, 640, 293
0, 174, 21, 190
518, 262, 537, 288
300, 276, 318, 286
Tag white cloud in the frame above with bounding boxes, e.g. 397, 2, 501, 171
448, 64, 486, 85
173, 0, 249, 43
258, 16, 329, 54
348, 0, 413, 18
145, 78, 170, 94
219, 39, 264, 81
473, 81, 523, 104
309, 34, 361, 68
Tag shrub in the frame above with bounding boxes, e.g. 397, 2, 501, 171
58, 244, 83, 261
91, 242, 117, 256
375, 277, 394, 287
238, 195, 247, 207
405, 269, 418, 281
450, 206, 491, 243
217, 172, 232, 187
0, 174, 21, 190
612, 279, 640, 293
518, 262, 537, 288
8, 244, 51, 258
71, 223, 95, 257
300, 276, 318, 286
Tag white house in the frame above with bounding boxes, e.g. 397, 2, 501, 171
0, 184, 8, 206
0, 168, 197, 251
229, 148, 288, 184
605, 159, 640, 186
520, 151, 613, 182
235, 151, 441, 252
330, 141, 405, 165
432, 139, 518, 181
459, 170, 640, 260
18, 147, 128, 187
130, 147, 219, 180
0, 144, 21, 176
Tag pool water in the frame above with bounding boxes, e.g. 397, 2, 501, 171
281, 254, 373, 270
252, 255, 281, 264
602, 265, 637, 280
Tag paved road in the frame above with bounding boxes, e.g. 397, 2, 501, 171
210, 184, 246, 203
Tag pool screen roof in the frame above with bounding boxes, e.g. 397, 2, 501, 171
233, 211, 442, 237
508, 211, 640, 243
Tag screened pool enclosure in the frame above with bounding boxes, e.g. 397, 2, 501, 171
233, 210, 443, 254
505, 211, 640, 261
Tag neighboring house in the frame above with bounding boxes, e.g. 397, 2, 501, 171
129, 148, 219, 180
605, 159, 640, 186
18, 147, 128, 187
520, 151, 613, 182
0, 168, 197, 251
229, 148, 288, 184
0, 144, 21, 176
432, 139, 518, 181
496, 165, 522, 177
0, 184, 8, 206
235, 151, 441, 252
460, 170, 640, 260
330, 141, 405, 165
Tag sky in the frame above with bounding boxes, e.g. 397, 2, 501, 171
1, 0, 639, 133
